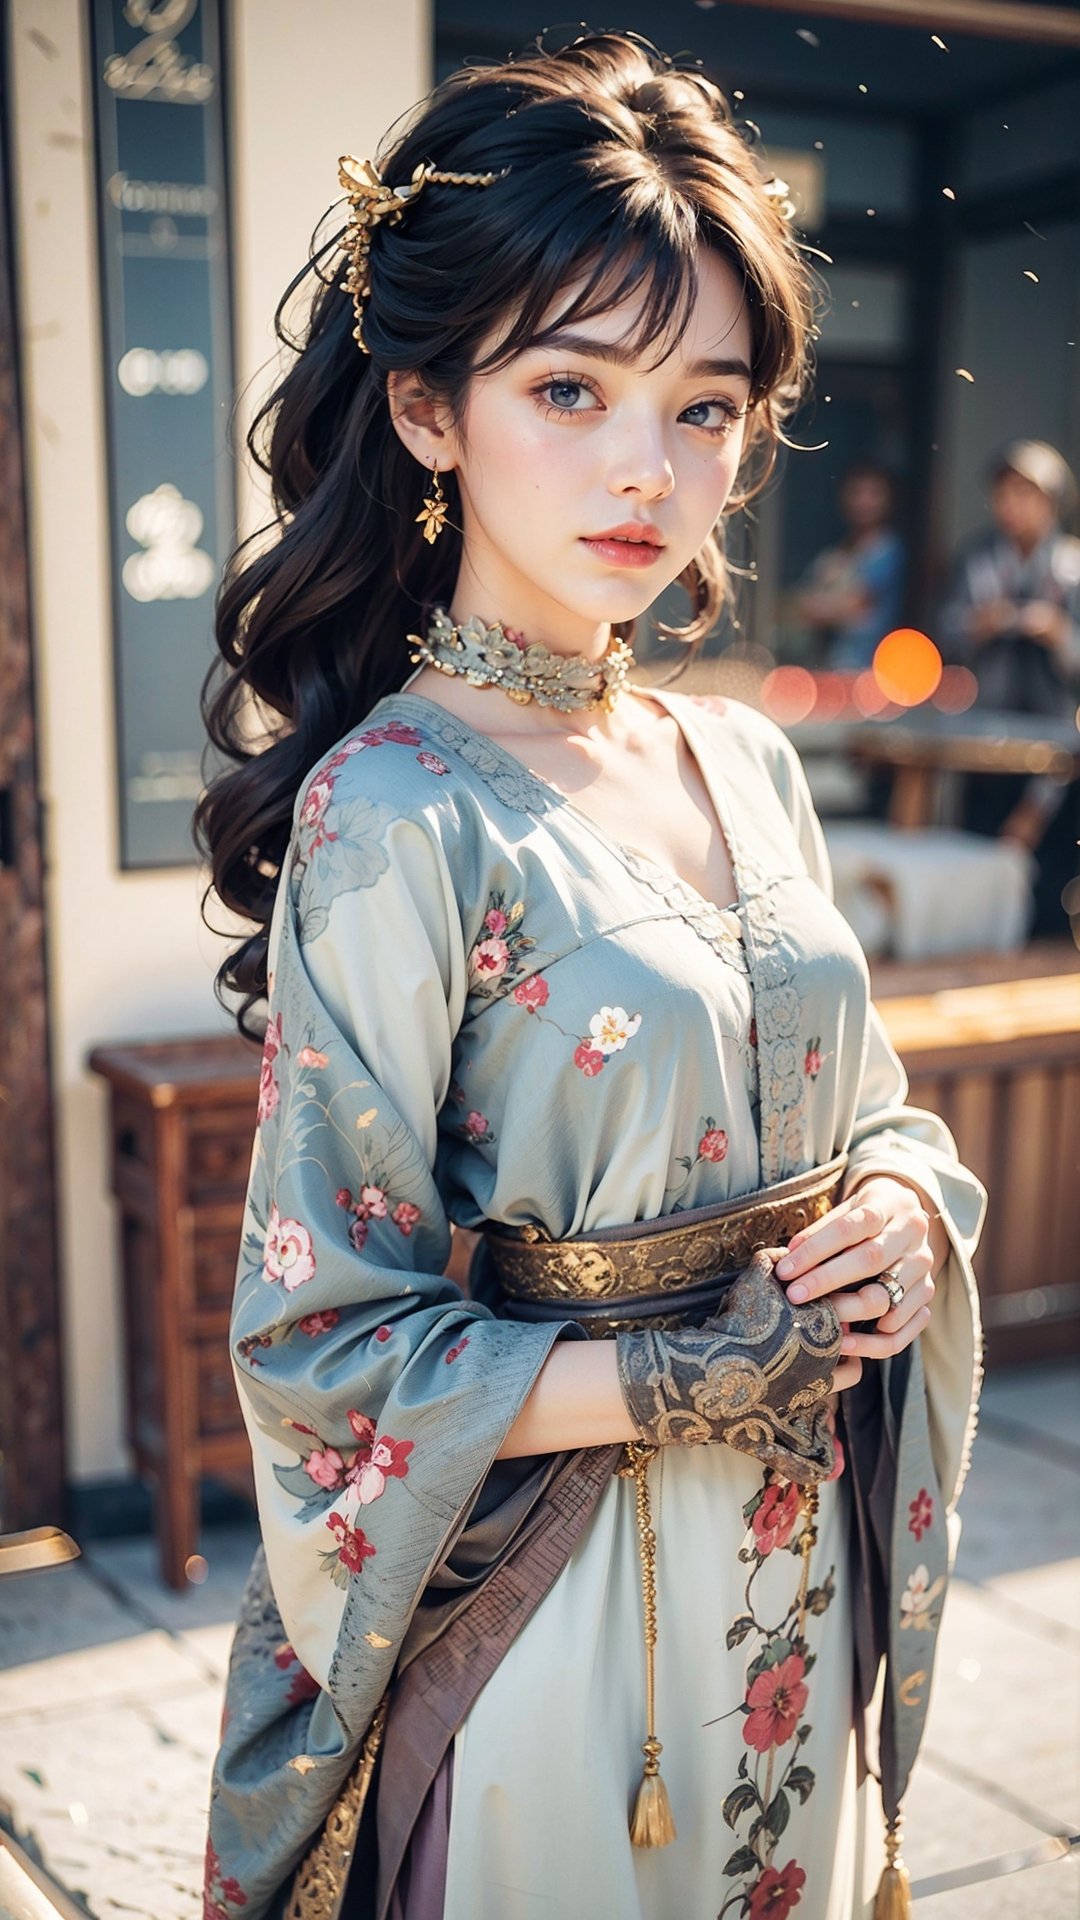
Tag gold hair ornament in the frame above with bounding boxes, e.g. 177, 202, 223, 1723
337, 153, 506, 353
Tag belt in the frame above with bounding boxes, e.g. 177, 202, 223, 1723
480, 1154, 849, 1335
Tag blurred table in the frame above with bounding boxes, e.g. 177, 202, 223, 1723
843, 708, 1080, 828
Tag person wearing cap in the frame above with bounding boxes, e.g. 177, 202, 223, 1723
939, 438, 1080, 936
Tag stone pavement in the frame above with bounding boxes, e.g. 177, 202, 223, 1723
1, 1360, 1077, 1920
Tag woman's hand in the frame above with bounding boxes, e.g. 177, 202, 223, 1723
773, 1175, 941, 1364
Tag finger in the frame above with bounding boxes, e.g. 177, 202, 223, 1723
830, 1264, 933, 1326
783, 1235, 910, 1302
779, 1200, 887, 1274
839, 1303, 932, 1360
833, 1355, 863, 1393
875, 1271, 935, 1336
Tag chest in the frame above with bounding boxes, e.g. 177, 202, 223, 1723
490, 704, 739, 912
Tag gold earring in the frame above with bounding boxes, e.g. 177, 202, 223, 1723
416, 462, 449, 544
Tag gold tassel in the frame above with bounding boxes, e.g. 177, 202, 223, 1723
619, 1440, 677, 1847
874, 1818, 913, 1920
795, 1483, 819, 1641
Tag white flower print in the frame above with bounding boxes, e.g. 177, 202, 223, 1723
588, 1005, 643, 1054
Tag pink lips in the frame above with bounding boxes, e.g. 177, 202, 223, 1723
580, 521, 666, 568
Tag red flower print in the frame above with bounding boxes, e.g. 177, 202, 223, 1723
464, 1110, 489, 1138
297, 1045, 328, 1069
751, 1481, 801, 1557
513, 974, 549, 1011
749, 1860, 806, 1919
804, 1038, 823, 1080
699, 1126, 729, 1163
355, 1184, 387, 1220
298, 775, 334, 837
264, 1206, 316, 1290
273, 1640, 297, 1669
325, 1511, 376, 1575
273, 1642, 319, 1705
299, 1308, 340, 1337
204, 1838, 248, 1916
908, 1487, 934, 1541
348, 1215, 369, 1252
336, 1187, 352, 1208
350, 1435, 414, 1506
257, 1012, 283, 1124
416, 750, 449, 774
484, 906, 509, 935
379, 720, 423, 745
392, 1200, 421, 1235
304, 1446, 346, 1490
573, 1042, 606, 1076
743, 1653, 809, 1752
470, 935, 510, 983
374, 1325, 391, 1343
445, 1336, 470, 1364
347, 1409, 376, 1449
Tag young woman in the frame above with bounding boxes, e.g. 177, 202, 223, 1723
198, 32, 984, 1920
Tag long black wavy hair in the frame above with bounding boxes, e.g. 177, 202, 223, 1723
195, 29, 819, 1038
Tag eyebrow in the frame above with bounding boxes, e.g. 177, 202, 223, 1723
532, 330, 752, 382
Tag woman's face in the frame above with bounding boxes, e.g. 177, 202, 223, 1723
443, 245, 754, 649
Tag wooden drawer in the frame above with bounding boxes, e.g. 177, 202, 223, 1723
196, 1338, 244, 1438
189, 1207, 247, 1317
185, 1108, 257, 1203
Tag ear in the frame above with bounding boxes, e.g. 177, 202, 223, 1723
386, 369, 461, 474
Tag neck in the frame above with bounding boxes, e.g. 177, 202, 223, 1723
449, 551, 613, 665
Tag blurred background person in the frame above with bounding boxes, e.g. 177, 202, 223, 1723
940, 439, 1080, 934
792, 458, 905, 670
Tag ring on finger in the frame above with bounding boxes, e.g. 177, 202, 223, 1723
878, 1265, 905, 1311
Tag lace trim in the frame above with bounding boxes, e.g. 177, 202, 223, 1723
369, 694, 563, 813
735, 844, 806, 1186
617, 847, 749, 976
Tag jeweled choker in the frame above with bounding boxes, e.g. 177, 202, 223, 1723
406, 606, 636, 712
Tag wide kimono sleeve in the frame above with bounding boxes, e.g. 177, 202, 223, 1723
765, 725, 986, 1520
224, 743, 584, 1766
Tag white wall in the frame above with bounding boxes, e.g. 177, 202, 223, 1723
7, 0, 432, 1481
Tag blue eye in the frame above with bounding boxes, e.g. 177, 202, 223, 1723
682, 400, 744, 433
546, 379, 592, 410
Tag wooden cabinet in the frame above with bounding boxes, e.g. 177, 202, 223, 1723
88, 1036, 261, 1588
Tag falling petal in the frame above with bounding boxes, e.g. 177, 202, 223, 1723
1023, 270, 1040, 283
867, 208, 876, 217
1024, 221, 1047, 240
814, 139, 824, 150
931, 33, 949, 49
955, 368, 975, 382
851, 299, 861, 308
733, 88, 744, 100
942, 187, 956, 200
858, 82, 868, 93
796, 27, 820, 45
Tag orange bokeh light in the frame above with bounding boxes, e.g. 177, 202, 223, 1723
761, 665, 817, 726
872, 628, 943, 707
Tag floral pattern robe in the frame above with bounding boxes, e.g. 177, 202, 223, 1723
204, 679, 984, 1920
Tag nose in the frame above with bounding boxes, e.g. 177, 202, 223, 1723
606, 419, 676, 502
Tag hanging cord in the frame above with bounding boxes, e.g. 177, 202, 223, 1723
618, 1440, 677, 1847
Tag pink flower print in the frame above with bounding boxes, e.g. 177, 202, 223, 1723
573, 1042, 606, 1076
325, 1510, 376, 1575
347, 1409, 376, 1456
298, 774, 335, 846
348, 1215, 369, 1253
257, 1012, 283, 1124
804, 1037, 824, 1080
470, 936, 510, 985
743, 1652, 809, 1752
304, 1446, 346, 1490
416, 750, 450, 775
286, 1664, 320, 1707
336, 1188, 352, 1208
352, 1435, 414, 1506
751, 1480, 801, 1557
392, 1200, 421, 1235
264, 1207, 316, 1290
749, 1861, 806, 1920
298, 1308, 340, 1337
374, 1325, 392, 1343
445, 1336, 470, 1364
908, 1487, 934, 1541
297, 1045, 328, 1069
484, 906, 509, 935
355, 1183, 387, 1220
699, 1126, 729, 1163
588, 1005, 642, 1054
513, 975, 549, 1011
464, 1110, 489, 1138
380, 720, 423, 745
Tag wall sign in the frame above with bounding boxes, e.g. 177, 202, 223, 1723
91, 0, 234, 867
